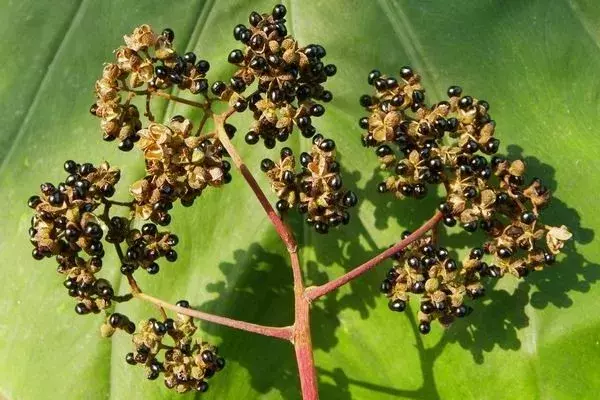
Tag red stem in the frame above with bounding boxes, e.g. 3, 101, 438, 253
290, 251, 319, 399
135, 292, 293, 341
305, 211, 443, 301
215, 111, 319, 397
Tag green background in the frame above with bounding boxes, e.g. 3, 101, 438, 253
1, 0, 599, 399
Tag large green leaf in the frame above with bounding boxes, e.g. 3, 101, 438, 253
1, 0, 599, 399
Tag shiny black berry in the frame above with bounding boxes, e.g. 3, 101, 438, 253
380, 279, 392, 293
388, 299, 406, 312
162, 28, 175, 42
399, 66, 413, 79
272, 4, 287, 19
413, 184, 427, 199
165, 250, 177, 262
420, 302, 434, 314
319, 139, 336, 152
544, 252, 556, 265
497, 247, 512, 258
359, 95, 373, 107
367, 69, 381, 85
310, 104, 325, 117
211, 81, 226, 96
458, 96, 473, 109
75, 303, 89, 315
299, 152, 312, 167
470, 248, 484, 260
447, 85, 462, 97
454, 305, 470, 318
314, 221, 329, 234
342, 191, 358, 207
445, 259, 457, 272
245, 131, 259, 145
520, 211, 536, 224
276, 199, 289, 212
412, 281, 425, 294
126, 352, 136, 365
260, 159, 275, 172
407, 256, 421, 269
196, 60, 210, 73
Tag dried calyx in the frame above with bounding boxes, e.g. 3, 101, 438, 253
360, 67, 572, 332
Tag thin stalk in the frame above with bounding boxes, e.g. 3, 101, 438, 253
153, 91, 208, 109
135, 292, 294, 341
213, 110, 317, 397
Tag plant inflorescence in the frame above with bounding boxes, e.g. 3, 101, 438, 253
26, 4, 572, 399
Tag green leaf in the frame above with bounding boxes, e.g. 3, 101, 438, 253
1, 0, 599, 399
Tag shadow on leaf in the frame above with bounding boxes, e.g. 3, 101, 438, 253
192, 146, 595, 399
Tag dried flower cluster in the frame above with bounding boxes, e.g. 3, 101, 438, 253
215, 4, 335, 148
103, 302, 224, 393
360, 67, 572, 332
27, 161, 120, 314
130, 116, 231, 224
90, 24, 211, 150
383, 234, 486, 333
120, 222, 179, 275
261, 135, 357, 233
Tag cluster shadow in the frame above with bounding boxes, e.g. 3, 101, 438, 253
192, 146, 596, 399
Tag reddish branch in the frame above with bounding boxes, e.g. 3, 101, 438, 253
305, 211, 444, 301
135, 292, 293, 341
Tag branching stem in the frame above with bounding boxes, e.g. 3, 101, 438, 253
209, 109, 442, 399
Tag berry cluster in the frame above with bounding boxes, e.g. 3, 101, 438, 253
360, 67, 496, 201
91, 25, 211, 150
130, 116, 231, 224
382, 234, 485, 334
123, 302, 225, 393
364, 68, 572, 332
261, 135, 357, 233
215, 4, 335, 148
119, 223, 179, 276
27, 161, 121, 314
